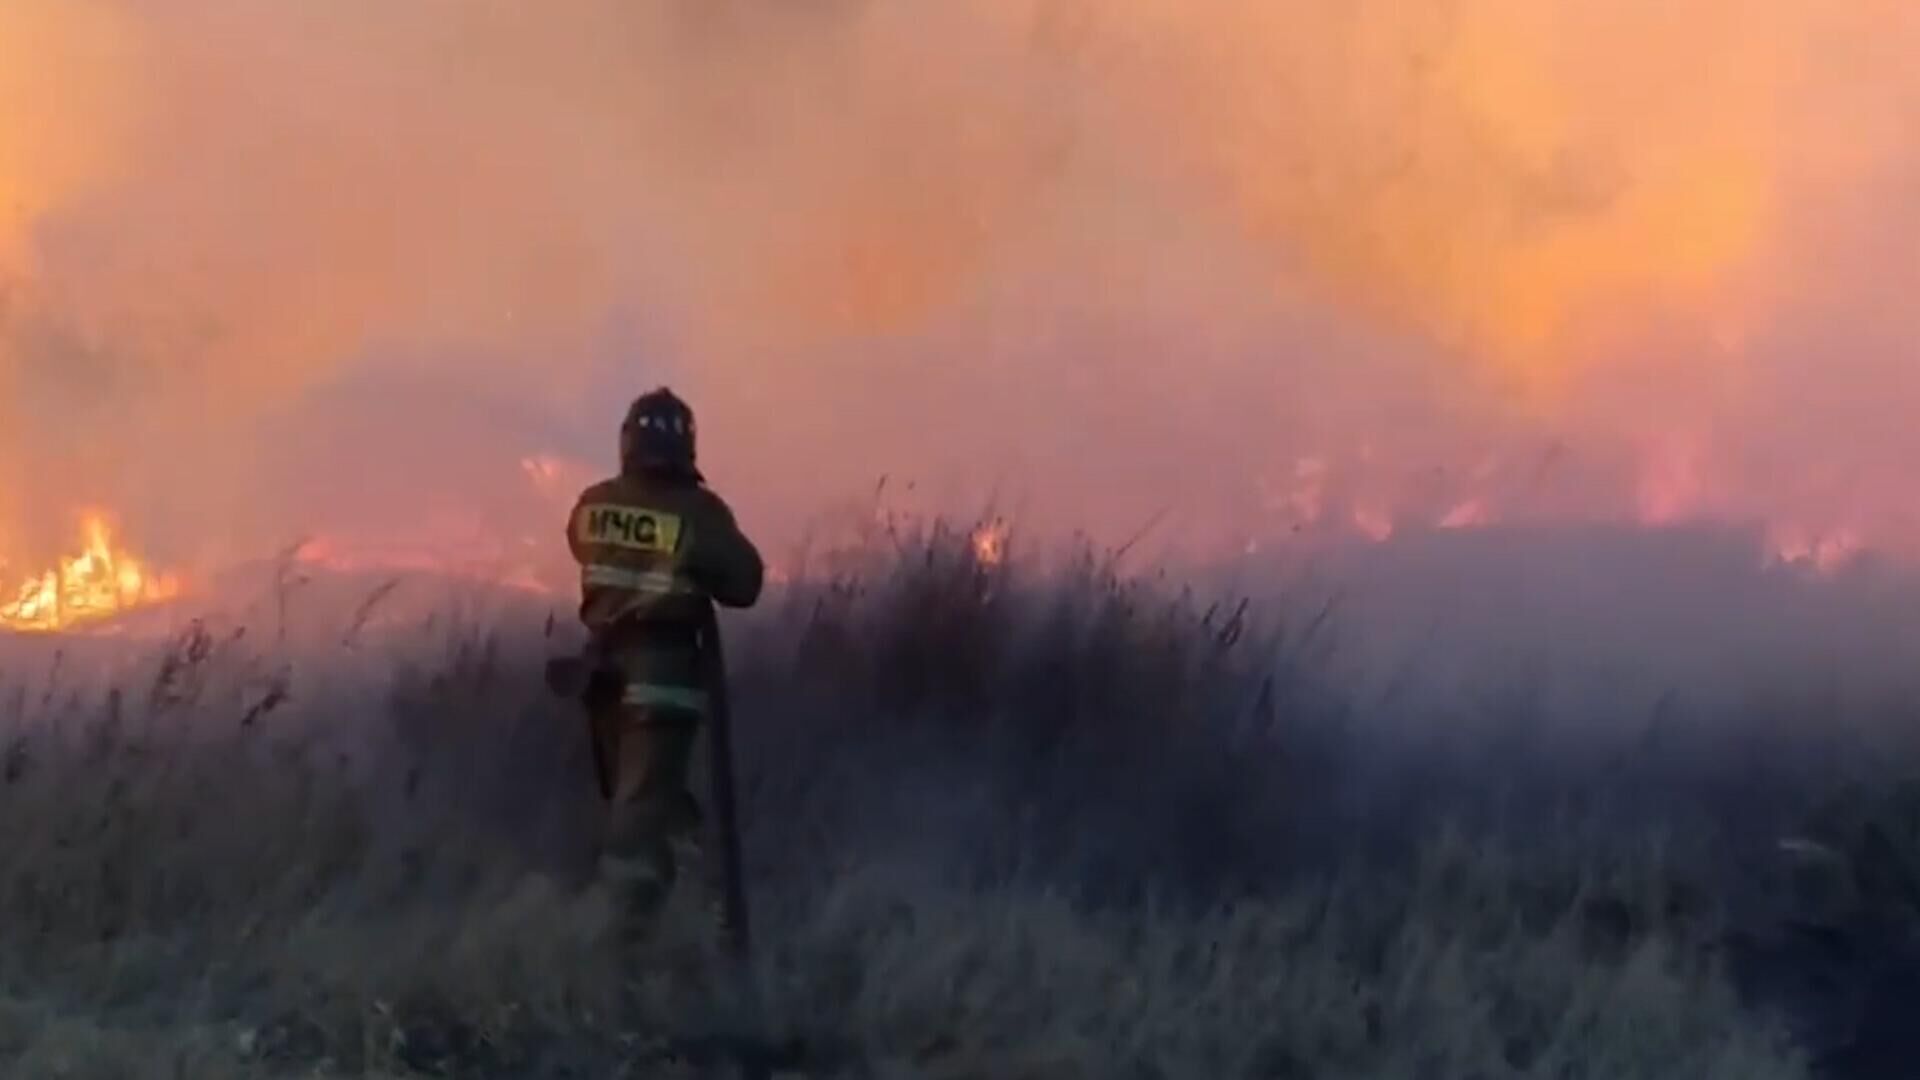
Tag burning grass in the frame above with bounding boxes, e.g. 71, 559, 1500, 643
0, 514, 182, 634
4, 515, 1915, 1077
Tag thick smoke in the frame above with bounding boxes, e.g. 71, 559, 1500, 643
1, 0, 1916, 578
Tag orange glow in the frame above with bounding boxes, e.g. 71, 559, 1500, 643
290, 535, 556, 597
0, 515, 182, 633
1635, 436, 1709, 526
280, 462, 582, 598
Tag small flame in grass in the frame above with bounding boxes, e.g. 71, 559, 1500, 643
1767, 524, 1864, 575
970, 519, 1010, 567
1439, 498, 1490, 530
1351, 504, 1395, 543
0, 514, 182, 633
520, 453, 593, 504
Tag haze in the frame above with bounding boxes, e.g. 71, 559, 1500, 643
2, 0, 1916, 582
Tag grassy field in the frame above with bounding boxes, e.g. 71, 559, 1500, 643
0, 518, 1914, 1078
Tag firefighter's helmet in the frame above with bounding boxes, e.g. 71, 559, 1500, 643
620, 387, 698, 476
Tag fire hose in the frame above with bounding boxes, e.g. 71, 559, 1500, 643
696, 602, 756, 967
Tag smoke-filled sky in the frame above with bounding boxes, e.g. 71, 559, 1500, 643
2, 0, 1916, 579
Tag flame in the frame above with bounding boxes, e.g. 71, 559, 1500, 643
0, 514, 182, 633
970, 519, 1011, 567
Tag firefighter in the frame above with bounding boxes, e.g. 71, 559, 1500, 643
565, 387, 765, 936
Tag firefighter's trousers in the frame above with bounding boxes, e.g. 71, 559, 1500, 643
589, 698, 705, 927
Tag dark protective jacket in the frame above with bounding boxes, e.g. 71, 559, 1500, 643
566, 469, 764, 704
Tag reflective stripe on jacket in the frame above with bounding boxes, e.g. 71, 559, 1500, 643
622, 682, 711, 713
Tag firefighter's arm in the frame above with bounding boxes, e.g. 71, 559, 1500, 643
688, 493, 765, 608
564, 496, 594, 566
564, 493, 613, 635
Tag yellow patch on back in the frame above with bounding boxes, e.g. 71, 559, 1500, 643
575, 504, 684, 554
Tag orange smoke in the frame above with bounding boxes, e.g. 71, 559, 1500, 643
0, 1, 1916, 578
1123, 0, 1793, 395
0, 4, 134, 265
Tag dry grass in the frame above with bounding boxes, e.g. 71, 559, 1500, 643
0, 515, 1880, 1078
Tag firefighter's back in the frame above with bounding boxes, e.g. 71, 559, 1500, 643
569, 470, 763, 697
